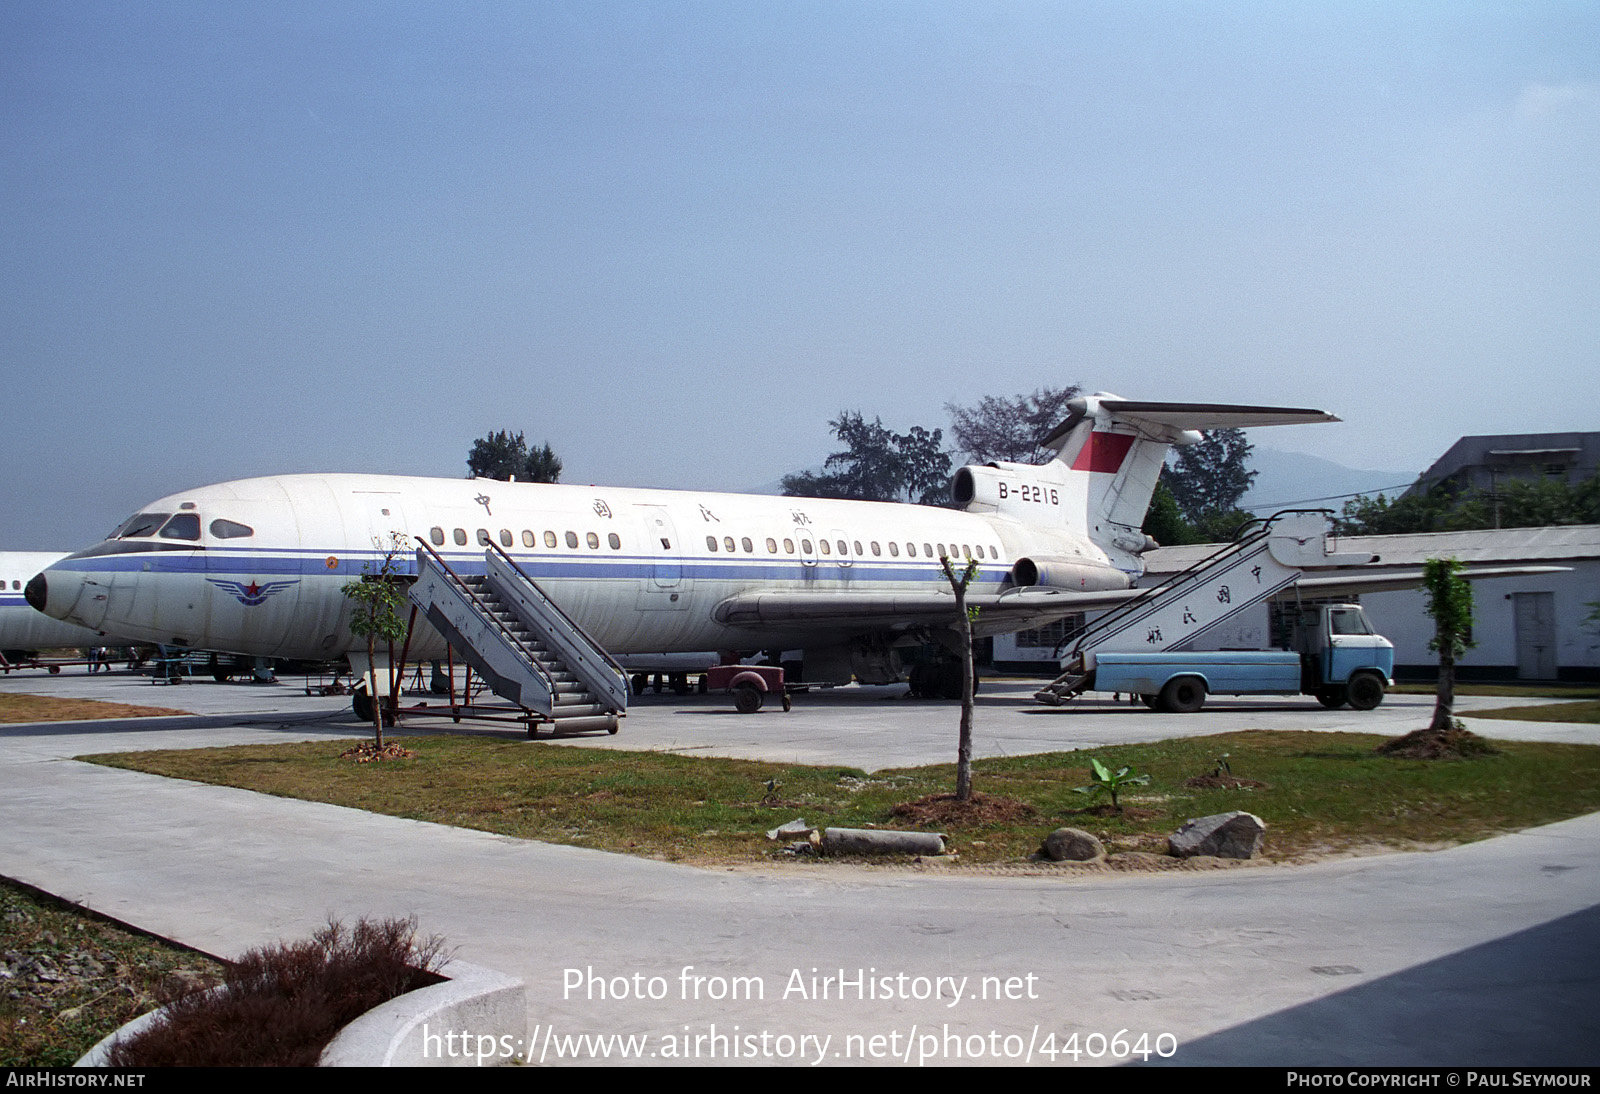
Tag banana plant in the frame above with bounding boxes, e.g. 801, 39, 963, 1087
1075, 758, 1150, 811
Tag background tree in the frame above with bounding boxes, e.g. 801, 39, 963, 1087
467, 430, 563, 483
1141, 479, 1199, 547
1165, 427, 1256, 521
1335, 473, 1600, 536
782, 412, 952, 504
945, 385, 1082, 464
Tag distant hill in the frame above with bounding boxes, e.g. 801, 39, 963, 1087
1243, 447, 1416, 513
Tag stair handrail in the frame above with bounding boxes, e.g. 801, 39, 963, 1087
485, 541, 629, 699
414, 541, 559, 698
1055, 526, 1274, 661
1054, 507, 1335, 661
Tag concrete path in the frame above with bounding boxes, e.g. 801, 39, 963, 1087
2, 671, 1597, 1066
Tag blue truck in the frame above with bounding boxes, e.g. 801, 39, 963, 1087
1087, 603, 1394, 714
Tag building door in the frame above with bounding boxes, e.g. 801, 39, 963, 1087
1513, 591, 1557, 680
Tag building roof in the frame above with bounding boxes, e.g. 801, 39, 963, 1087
1411, 432, 1600, 493
1143, 523, 1600, 576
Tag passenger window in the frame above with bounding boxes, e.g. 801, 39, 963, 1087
871, 542, 881, 556
924, 543, 934, 557
210, 519, 255, 539
888, 542, 899, 557
476, 529, 491, 546
906, 543, 917, 557
766, 538, 777, 553
500, 529, 513, 547
608, 533, 621, 550
741, 537, 753, 553
707, 536, 719, 551
565, 531, 579, 549
545, 531, 557, 548
723, 536, 736, 553
522, 530, 536, 547
454, 528, 468, 546
819, 540, 831, 555
853, 540, 862, 555
783, 538, 794, 553
429, 527, 445, 546
962, 544, 972, 559
801, 539, 813, 553
159, 514, 201, 541
587, 532, 599, 549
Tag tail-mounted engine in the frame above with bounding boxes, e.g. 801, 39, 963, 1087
1008, 554, 1126, 592
951, 463, 1074, 522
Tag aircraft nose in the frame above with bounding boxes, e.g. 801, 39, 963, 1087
24, 572, 48, 614
25, 568, 87, 623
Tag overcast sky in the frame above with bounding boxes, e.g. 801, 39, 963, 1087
3, 2, 1596, 549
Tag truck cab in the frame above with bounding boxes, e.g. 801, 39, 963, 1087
1294, 603, 1394, 710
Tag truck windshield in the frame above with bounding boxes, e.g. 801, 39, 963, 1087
1329, 609, 1372, 635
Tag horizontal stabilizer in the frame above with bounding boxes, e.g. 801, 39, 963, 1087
1040, 399, 1337, 450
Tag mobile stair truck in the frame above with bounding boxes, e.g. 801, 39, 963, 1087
1034, 511, 1394, 713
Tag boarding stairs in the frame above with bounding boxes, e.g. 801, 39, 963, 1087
409, 542, 628, 733
1034, 511, 1371, 705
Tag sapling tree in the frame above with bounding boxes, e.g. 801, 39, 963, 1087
341, 534, 412, 748
940, 555, 980, 801
1423, 556, 1474, 733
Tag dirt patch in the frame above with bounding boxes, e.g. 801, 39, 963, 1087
338, 742, 418, 763
890, 792, 1037, 827
1375, 725, 1501, 760
1183, 774, 1269, 790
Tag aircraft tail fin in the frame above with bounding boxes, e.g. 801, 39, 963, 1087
1041, 393, 1338, 554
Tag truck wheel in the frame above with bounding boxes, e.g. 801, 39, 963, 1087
733, 684, 764, 714
1315, 688, 1348, 709
352, 687, 374, 723
1346, 673, 1386, 711
1159, 676, 1206, 714
1139, 693, 1159, 709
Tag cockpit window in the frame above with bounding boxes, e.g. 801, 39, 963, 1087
115, 512, 170, 538
159, 513, 201, 541
209, 518, 254, 539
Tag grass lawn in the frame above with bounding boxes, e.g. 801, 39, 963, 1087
1469, 700, 1600, 724
86, 730, 1600, 866
1392, 683, 1600, 699
0, 693, 190, 724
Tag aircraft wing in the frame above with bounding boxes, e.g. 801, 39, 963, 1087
711, 586, 1145, 637
1290, 564, 1570, 598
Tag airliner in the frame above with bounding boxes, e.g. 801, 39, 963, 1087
1, 552, 117, 666
26, 394, 1338, 703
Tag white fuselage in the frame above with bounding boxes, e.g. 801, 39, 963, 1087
32, 473, 1136, 662
1, 552, 116, 653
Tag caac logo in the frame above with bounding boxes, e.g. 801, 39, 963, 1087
207, 578, 299, 606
